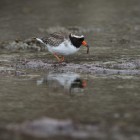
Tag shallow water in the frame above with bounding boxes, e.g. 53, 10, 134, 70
0, 69, 140, 139
0, 0, 140, 140
0, 71, 140, 124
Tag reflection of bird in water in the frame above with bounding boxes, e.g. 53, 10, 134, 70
37, 72, 87, 93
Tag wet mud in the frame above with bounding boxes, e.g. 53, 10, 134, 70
0, 0, 140, 140
0, 37, 140, 76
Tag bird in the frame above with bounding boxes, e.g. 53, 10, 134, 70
37, 72, 87, 93
36, 32, 89, 62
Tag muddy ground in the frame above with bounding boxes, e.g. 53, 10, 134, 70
0, 0, 140, 140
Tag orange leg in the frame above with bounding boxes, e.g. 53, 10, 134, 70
53, 53, 65, 63
60, 56, 65, 62
53, 53, 61, 62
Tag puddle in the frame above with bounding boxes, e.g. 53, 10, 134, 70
0, 70, 140, 140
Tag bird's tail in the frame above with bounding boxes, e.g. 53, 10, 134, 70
36, 38, 44, 44
36, 38, 47, 47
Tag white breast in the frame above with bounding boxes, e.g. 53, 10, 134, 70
47, 40, 80, 56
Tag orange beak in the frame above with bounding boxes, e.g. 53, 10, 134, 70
82, 41, 88, 46
82, 41, 89, 54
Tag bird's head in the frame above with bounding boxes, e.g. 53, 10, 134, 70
69, 33, 89, 53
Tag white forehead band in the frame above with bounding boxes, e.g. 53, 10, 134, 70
71, 34, 84, 38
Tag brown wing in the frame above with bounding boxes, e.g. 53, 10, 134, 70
42, 32, 69, 47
